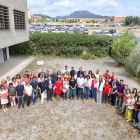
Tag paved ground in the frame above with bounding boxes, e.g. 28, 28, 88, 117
0, 57, 34, 81
0, 57, 140, 140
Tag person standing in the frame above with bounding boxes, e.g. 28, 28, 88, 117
135, 96, 140, 127
38, 68, 46, 78
70, 67, 75, 76
54, 77, 62, 101
84, 75, 91, 101
1, 79, 8, 89
8, 83, 16, 109
111, 82, 118, 107
12, 78, 18, 87
69, 75, 77, 101
110, 76, 119, 88
103, 70, 109, 80
57, 71, 61, 78
16, 74, 21, 83
38, 78, 46, 104
63, 65, 70, 74
25, 82, 32, 108
15, 82, 25, 109
0, 84, 8, 112
29, 70, 38, 81
25, 71, 29, 78
23, 74, 30, 85
83, 71, 87, 79
96, 78, 104, 104
77, 67, 84, 78
46, 76, 54, 102
7, 76, 12, 86
88, 70, 92, 79
91, 77, 98, 102
103, 80, 111, 106
110, 72, 117, 80
77, 74, 85, 100
74, 71, 78, 80
30, 77, 38, 105
63, 77, 69, 101
125, 94, 135, 122
45, 70, 50, 81
95, 69, 100, 80
117, 80, 125, 109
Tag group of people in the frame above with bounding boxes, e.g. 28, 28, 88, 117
0, 66, 140, 134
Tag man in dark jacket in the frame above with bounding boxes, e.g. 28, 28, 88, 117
38, 69, 46, 78
46, 76, 54, 101
51, 70, 57, 96
77, 67, 84, 77
70, 67, 75, 76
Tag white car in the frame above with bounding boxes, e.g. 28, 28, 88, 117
42, 29, 48, 33
51, 29, 56, 33
104, 31, 112, 36
59, 29, 65, 33
112, 32, 123, 37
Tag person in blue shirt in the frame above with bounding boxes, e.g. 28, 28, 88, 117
15, 82, 25, 109
46, 76, 54, 101
30, 77, 38, 105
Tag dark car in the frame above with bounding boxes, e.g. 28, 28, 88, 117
109, 29, 116, 34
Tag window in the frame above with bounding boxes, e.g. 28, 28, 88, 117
14, 9, 25, 29
0, 5, 10, 30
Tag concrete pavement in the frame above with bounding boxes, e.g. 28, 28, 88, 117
0, 57, 35, 82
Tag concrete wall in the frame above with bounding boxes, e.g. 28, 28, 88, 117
0, 0, 29, 50
0, 47, 10, 63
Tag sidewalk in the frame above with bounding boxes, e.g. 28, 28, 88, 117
0, 57, 35, 81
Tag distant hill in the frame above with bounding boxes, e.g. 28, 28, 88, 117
33, 14, 52, 19
55, 10, 111, 19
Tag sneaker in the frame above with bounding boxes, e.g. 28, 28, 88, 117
5, 108, 8, 111
3, 109, 6, 112
134, 123, 138, 126
132, 122, 136, 125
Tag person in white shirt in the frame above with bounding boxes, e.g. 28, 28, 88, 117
12, 78, 18, 87
74, 71, 77, 80
125, 94, 135, 122
77, 74, 85, 100
7, 76, 12, 86
96, 78, 104, 104
84, 75, 92, 101
25, 82, 32, 108
63, 65, 70, 74
98, 75, 105, 84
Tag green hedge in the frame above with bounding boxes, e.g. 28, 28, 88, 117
9, 33, 113, 57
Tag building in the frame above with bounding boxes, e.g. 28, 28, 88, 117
27, 9, 31, 19
0, 0, 28, 63
32, 16, 42, 22
110, 16, 125, 22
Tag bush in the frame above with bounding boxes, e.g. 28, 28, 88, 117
82, 53, 91, 60
111, 30, 137, 65
125, 50, 140, 76
9, 33, 113, 57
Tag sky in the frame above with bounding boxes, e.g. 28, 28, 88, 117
27, 0, 140, 17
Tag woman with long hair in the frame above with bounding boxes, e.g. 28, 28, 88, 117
54, 77, 62, 101
111, 82, 118, 107
69, 75, 77, 101
0, 84, 8, 112
91, 77, 97, 102
16, 74, 21, 83
88, 70, 92, 79
1, 79, 8, 89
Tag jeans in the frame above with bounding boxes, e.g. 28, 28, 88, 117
32, 91, 37, 104
111, 93, 117, 106
78, 88, 83, 99
135, 111, 139, 124
18, 96, 24, 109
84, 86, 90, 100
91, 88, 97, 99
47, 89, 52, 101
25, 94, 31, 107
63, 92, 68, 100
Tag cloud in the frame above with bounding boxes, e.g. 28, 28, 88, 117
27, 0, 140, 17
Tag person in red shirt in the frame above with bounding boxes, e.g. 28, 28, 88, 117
110, 72, 117, 80
103, 80, 111, 106
103, 70, 109, 80
23, 74, 30, 85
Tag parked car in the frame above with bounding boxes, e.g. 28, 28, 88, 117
51, 29, 56, 33
77, 30, 83, 34
92, 31, 102, 35
42, 29, 48, 33
112, 32, 123, 37
28, 30, 32, 35
67, 29, 74, 34
129, 32, 134, 36
109, 29, 116, 34
33, 28, 41, 34
101, 29, 109, 33
103, 31, 112, 36
83, 28, 89, 34
59, 29, 65, 33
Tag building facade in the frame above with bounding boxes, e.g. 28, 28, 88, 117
0, 0, 29, 63
27, 9, 31, 19
110, 16, 125, 22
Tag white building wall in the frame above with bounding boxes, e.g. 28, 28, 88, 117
0, 0, 29, 50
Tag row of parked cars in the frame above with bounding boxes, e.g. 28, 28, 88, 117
92, 29, 134, 38
28, 24, 89, 35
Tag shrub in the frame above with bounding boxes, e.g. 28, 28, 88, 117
91, 54, 97, 59
111, 30, 137, 65
125, 50, 140, 76
9, 33, 113, 57
82, 53, 91, 60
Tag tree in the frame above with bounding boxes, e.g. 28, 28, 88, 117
78, 19, 80, 22
105, 19, 109, 23
52, 18, 55, 22
41, 15, 46, 19
125, 16, 134, 25
56, 18, 59, 22
92, 20, 95, 23
111, 30, 138, 65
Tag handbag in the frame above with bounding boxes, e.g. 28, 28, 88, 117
9, 96, 13, 102
118, 93, 123, 97
62, 89, 67, 93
